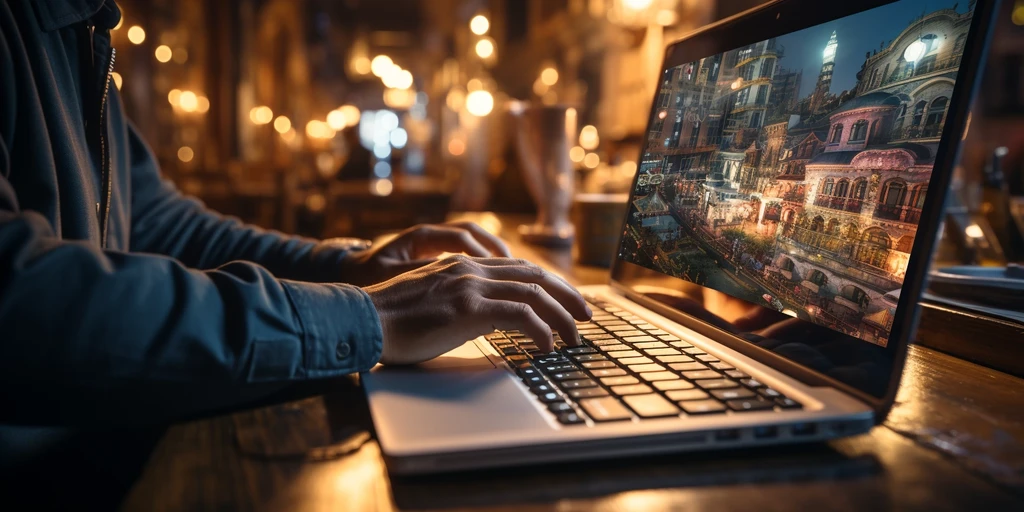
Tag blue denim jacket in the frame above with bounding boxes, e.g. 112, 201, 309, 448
0, 0, 383, 429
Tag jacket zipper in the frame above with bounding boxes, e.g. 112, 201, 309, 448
98, 47, 116, 247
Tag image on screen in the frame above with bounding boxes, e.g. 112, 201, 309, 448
618, 1, 974, 348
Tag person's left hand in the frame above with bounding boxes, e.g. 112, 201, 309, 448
339, 221, 513, 286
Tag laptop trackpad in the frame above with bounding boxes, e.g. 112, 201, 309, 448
364, 342, 550, 448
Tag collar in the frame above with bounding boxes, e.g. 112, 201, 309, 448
31, 0, 121, 32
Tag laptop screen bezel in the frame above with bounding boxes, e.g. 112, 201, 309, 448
608, 0, 1000, 419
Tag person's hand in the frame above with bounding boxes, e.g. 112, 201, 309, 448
364, 254, 592, 365
340, 222, 512, 286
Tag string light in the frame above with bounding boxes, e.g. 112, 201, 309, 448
340, 105, 361, 126
177, 146, 194, 162
583, 152, 600, 169
127, 26, 146, 44
179, 91, 198, 112
475, 39, 494, 59
465, 90, 494, 116
540, 67, 559, 86
371, 55, 393, 77
470, 15, 490, 35
168, 89, 181, 105
579, 125, 600, 150
327, 110, 347, 130
154, 45, 172, 63
249, 106, 273, 124
273, 116, 291, 134
569, 146, 586, 163
196, 95, 210, 113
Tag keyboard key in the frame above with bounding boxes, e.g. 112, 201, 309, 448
617, 356, 653, 365
622, 394, 680, 418
640, 371, 678, 382
610, 384, 653, 396
584, 334, 615, 341
565, 347, 597, 355
485, 333, 506, 341
666, 389, 709, 401
645, 348, 681, 356
598, 344, 630, 352
679, 399, 726, 414
569, 387, 609, 399
776, 397, 802, 409
537, 391, 564, 403
653, 380, 695, 391
608, 351, 643, 359
524, 375, 546, 386
727, 398, 775, 412
501, 346, 522, 355
590, 368, 627, 377
602, 306, 622, 312
559, 379, 598, 389
696, 354, 719, 363
725, 370, 749, 379
543, 363, 578, 372
549, 371, 588, 381
596, 320, 627, 327
759, 388, 783, 398
710, 362, 735, 371
557, 411, 586, 425
711, 388, 757, 400
633, 341, 668, 350
622, 336, 657, 343
578, 329, 605, 336
683, 347, 705, 355
591, 338, 624, 346
531, 383, 556, 394
668, 362, 706, 372
573, 354, 607, 362
634, 322, 657, 329
696, 379, 740, 390
646, 329, 670, 336
581, 361, 617, 370
518, 367, 540, 378
506, 354, 529, 362
535, 355, 568, 365
579, 397, 632, 422
613, 330, 646, 337
658, 335, 681, 341
605, 325, 638, 332
656, 355, 693, 364
600, 376, 639, 386
740, 378, 764, 388
669, 341, 693, 349
629, 363, 666, 373
681, 370, 721, 380
548, 402, 574, 413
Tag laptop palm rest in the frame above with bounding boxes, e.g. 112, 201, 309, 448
365, 342, 551, 449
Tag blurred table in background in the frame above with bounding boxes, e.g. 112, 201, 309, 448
121, 213, 1024, 511
323, 176, 452, 239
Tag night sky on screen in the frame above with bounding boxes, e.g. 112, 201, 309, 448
774, 0, 966, 97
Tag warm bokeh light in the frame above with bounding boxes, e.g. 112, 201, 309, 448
305, 193, 326, 212
540, 67, 559, 86
383, 88, 416, 109
154, 45, 172, 63
532, 78, 548, 96
965, 224, 984, 238
465, 90, 494, 116
172, 47, 188, 63
394, 70, 414, 89
622, 161, 638, 175
179, 91, 198, 112
326, 109, 347, 130
569, 146, 586, 163
1014, 5, 1024, 26
371, 55, 393, 77
353, 56, 371, 75
655, 9, 677, 26
583, 152, 600, 169
196, 95, 210, 114
467, 78, 484, 91
446, 88, 466, 110
579, 125, 600, 150
127, 26, 146, 45
280, 128, 296, 143
168, 89, 181, 105
623, 0, 654, 10
114, 17, 123, 31
249, 105, 273, 125
469, 15, 490, 35
305, 120, 335, 139
372, 179, 394, 197
448, 138, 466, 156
273, 116, 291, 134
340, 105, 361, 126
475, 39, 494, 59
177, 146, 194, 163
658, 110, 667, 119
111, 72, 123, 90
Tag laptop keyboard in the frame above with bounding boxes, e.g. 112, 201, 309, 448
485, 298, 803, 426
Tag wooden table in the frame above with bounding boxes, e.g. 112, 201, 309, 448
121, 214, 1024, 511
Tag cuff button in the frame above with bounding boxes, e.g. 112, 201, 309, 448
335, 341, 352, 360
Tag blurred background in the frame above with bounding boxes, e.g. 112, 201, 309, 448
108, 0, 1024, 258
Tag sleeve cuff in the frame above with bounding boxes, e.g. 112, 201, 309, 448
300, 237, 372, 283
280, 280, 383, 377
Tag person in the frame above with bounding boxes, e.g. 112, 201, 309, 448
0, 0, 589, 481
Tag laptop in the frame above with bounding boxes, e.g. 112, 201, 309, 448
364, 0, 998, 475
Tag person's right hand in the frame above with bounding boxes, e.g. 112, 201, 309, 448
363, 254, 592, 366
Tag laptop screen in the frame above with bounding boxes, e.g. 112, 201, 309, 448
612, 0, 979, 398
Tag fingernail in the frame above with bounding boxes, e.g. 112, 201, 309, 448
585, 305, 593, 318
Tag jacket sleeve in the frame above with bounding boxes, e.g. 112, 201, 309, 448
126, 125, 365, 282
0, 134, 381, 426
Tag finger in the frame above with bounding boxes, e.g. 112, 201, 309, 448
445, 221, 513, 258
410, 225, 492, 258
476, 298, 558, 353
477, 263, 591, 322
478, 279, 581, 350
470, 257, 585, 307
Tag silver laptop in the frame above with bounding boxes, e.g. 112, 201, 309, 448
364, 0, 997, 475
